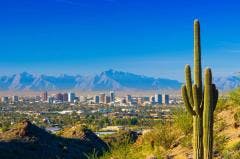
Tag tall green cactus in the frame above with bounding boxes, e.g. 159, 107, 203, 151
203, 69, 218, 159
181, 19, 218, 159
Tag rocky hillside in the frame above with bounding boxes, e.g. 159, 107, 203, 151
0, 120, 108, 159
166, 103, 240, 159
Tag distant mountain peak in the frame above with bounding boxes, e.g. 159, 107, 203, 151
0, 70, 238, 91
0, 71, 179, 91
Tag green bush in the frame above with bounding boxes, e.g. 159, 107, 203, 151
229, 87, 240, 106
173, 107, 193, 135
145, 122, 178, 149
215, 97, 228, 112
222, 141, 240, 159
179, 135, 192, 148
213, 134, 228, 154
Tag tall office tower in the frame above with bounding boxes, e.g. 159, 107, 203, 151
1, 97, 8, 103
137, 97, 143, 105
121, 97, 127, 104
100, 93, 105, 103
35, 96, 41, 101
162, 94, 170, 105
154, 94, 162, 104
143, 96, 150, 102
63, 93, 68, 102
105, 95, 111, 104
12, 96, 19, 103
41, 91, 48, 101
94, 95, 100, 104
48, 97, 54, 104
150, 96, 155, 104
110, 91, 115, 102
56, 93, 63, 101
126, 95, 132, 103
68, 92, 75, 103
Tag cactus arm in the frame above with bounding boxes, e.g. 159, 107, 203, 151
185, 64, 194, 106
199, 90, 204, 113
182, 85, 196, 116
212, 84, 218, 111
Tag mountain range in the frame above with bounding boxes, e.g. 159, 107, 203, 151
0, 70, 181, 91
0, 69, 239, 91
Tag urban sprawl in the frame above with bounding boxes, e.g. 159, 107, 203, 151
1, 91, 180, 106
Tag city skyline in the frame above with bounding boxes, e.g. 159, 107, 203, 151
1, 0, 240, 80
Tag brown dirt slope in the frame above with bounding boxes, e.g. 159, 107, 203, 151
0, 120, 109, 159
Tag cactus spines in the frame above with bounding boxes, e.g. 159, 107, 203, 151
182, 20, 218, 159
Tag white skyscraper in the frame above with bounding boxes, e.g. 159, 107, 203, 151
68, 92, 75, 103
12, 96, 19, 103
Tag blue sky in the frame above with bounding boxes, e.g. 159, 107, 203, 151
1, 0, 240, 81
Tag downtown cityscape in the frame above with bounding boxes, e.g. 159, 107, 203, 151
1, 91, 174, 106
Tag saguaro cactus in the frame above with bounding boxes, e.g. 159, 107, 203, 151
181, 19, 218, 159
203, 69, 218, 159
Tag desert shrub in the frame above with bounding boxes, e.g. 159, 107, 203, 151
232, 141, 240, 151
173, 107, 193, 135
214, 118, 227, 132
229, 87, 240, 106
215, 97, 229, 112
222, 141, 240, 159
103, 130, 138, 147
144, 122, 179, 149
223, 151, 240, 159
213, 134, 228, 154
0, 121, 11, 132
234, 109, 240, 124
179, 135, 192, 148
100, 134, 133, 159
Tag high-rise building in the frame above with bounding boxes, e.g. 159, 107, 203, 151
41, 91, 48, 101
143, 96, 150, 102
126, 95, 132, 103
12, 96, 19, 103
150, 96, 155, 104
35, 96, 41, 102
155, 94, 162, 104
110, 91, 115, 102
1, 97, 8, 103
162, 94, 169, 105
105, 95, 111, 104
56, 93, 63, 101
120, 97, 127, 104
94, 95, 100, 104
68, 92, 75, 103
48, 97, 54, 104
100, 93, 105, 104
137, 97, 143, 105
63, 93, 68, 102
